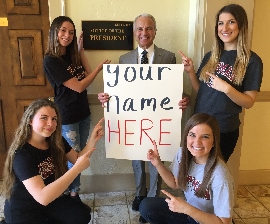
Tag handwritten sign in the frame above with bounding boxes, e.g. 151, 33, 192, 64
82, 21, 133, 50
103, 64, 183, 161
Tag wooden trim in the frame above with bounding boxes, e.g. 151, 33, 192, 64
80, 173, 169, 193
87, 94, 100, 105
238, 169, 270, 185
256, 91, 270, 102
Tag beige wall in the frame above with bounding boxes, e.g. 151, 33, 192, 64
239, 0, 270, 171
65, 0, 190, 94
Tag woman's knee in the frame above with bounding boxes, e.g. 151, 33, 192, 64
139, 197, 166, 217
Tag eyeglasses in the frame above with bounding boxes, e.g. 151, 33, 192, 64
135, 27, 155, 32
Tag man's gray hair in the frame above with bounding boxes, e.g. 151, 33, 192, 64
133, 13, 157, 31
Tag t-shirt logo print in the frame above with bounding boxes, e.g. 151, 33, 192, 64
67, 65, 86, 81
38, 157, 55, 179
187, 175, 210, 200
207, 62, 234, 88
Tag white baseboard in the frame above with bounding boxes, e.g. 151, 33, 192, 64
80, 173, 169, 193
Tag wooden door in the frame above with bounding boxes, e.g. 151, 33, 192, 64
0, 0, 53, 178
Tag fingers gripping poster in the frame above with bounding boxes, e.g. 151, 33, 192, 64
103, 64, 184, 161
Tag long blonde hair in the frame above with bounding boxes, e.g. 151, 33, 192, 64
200, 4, 250, 85
1, 99, 67, 199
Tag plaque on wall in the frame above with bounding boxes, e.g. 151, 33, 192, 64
82, 21, 133, 50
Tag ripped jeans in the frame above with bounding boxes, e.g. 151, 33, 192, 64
62, 116, 91, 193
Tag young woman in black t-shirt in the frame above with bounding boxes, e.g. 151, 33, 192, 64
1, 98, 104, 224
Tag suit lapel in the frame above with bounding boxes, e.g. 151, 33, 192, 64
130, 49, 138, 64
153, 45, 163, 64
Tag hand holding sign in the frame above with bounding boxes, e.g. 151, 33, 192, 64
98, 92, 110, 107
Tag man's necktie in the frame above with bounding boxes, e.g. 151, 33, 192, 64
141, 50, 148, 64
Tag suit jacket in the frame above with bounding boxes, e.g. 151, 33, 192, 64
119, 45, 176, 64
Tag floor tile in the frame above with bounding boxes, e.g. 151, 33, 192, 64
93, 204, 130, 224
125, 190, 136, 205
0, 196, 4, 219
234, 196, 270, 218
95, 191, 127, 207
256, 196, 270, 210
237, 186, 253, 198
233, 219, 245, 224
232, 211, 240, 219
245, 185, 270, 197
241, 217, 270, 224
129, 207, 146, 224
1, 185, 270, 223
80, 193, 95, 207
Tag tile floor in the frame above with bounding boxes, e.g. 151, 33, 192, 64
1, 185, 270, 223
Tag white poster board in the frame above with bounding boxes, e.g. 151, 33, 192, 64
103, 64, 183, 161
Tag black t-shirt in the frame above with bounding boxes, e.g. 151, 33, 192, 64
43, 54, 90, 125
4, 137, 72, 223
195, 50, 263, 133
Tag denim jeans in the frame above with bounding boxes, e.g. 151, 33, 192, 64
62, 116, 90, 193
139, 197, 198, 224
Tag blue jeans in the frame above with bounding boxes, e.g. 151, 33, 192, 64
62, 116, 90, 193
139, 197, 198, 224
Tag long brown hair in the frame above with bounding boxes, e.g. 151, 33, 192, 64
1, 99, 67, 198
200, 4, 250, 85
178, 113, 221, 198
45, 16, 81, 67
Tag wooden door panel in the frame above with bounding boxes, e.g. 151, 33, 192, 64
16, 99, 33, 125
6, 0, 40, 15
9, 29, 45, 85
0, 0, 53, 178
0, 101, 6, 153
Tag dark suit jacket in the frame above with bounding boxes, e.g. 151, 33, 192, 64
119, 45, 176, 64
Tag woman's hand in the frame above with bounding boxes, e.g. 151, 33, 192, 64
178, 51, 195, 74
206, 72, 230, 94
97, 59, 111, 71
162, 190, 188, 214
89, 117, 104, 143
178, 96, 190, 112
74, 149, 93, 172
84, 118, 104, 153
147, 140, 162, 167
98, 92, 110, 107
78, 31, 84, 52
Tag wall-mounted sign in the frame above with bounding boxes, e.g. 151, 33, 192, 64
82, 21, 133, 50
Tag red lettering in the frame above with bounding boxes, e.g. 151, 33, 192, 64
125, 120, 136, 145
159, 119, 172, 145
106, 118, 173, 146
107, 119, 120, 144
140, 119, 154, 145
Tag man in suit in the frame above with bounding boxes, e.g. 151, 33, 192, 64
119, 12, 175, 215
98, 13, 188, 223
